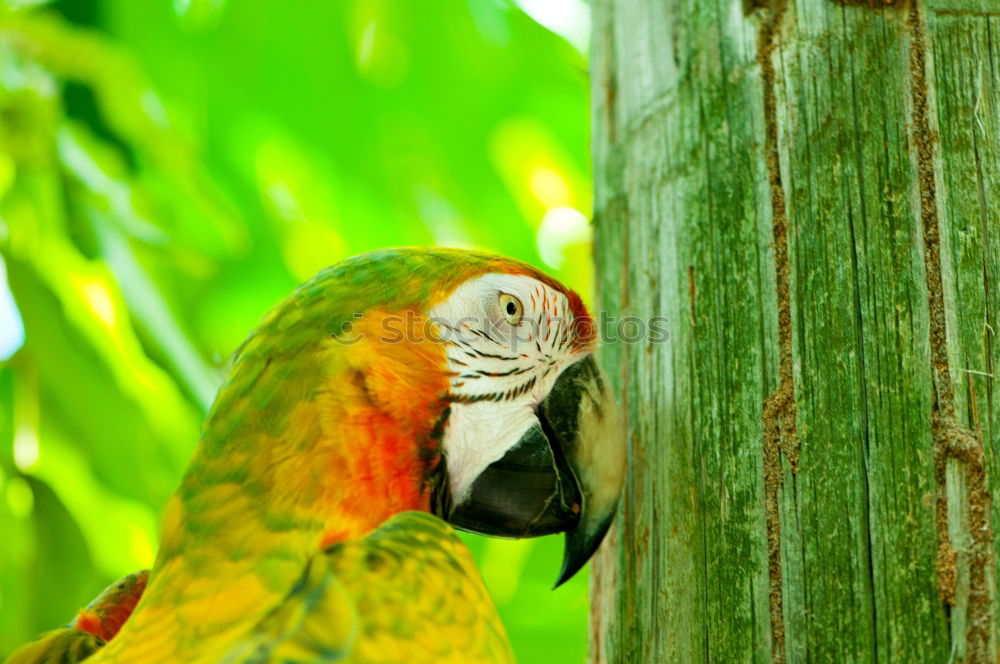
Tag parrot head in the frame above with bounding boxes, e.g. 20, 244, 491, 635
175, 247, 624, 589
422, 266, 624, 586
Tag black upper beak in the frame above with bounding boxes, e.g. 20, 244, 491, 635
446, 355, 625, 588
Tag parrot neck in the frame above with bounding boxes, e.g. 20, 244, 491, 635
94, 314, 451, 664
165, 371, 444, 564
168, 316, 452, 555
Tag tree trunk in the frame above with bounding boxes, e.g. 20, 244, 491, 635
589, 1, 1000, 662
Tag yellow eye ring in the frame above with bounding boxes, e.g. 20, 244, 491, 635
499, 293, 523, 325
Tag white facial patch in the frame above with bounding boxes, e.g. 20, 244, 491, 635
428, 273, 589, 502
443, 400, 539, 503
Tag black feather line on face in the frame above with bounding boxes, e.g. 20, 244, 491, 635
554, 319, 568, 350
436, 322, 465, 336
446, 335, 519, 361
468, 347, 520, 361
469, 327, 502, 345
445, 376, 536, 404
475, 366, 529, 378
443, 340, 479, 361
441, 320, 506, 349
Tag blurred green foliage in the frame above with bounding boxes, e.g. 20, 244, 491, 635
0, 0, 593, 660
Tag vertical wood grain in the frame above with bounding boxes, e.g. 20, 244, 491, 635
591, 1, 1000, 662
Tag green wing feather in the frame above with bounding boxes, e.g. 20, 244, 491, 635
3, 629, 104, 664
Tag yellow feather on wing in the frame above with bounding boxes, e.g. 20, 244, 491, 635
231, 512, 513, 664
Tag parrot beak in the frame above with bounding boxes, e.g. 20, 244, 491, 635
447, 355, 625, 588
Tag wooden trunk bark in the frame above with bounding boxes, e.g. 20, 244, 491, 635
589, 1, 1000, 663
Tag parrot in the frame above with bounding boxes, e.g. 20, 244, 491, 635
5, 247, 625, 664
4, 570, 148, 663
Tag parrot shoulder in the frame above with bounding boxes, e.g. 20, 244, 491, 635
231, 512, 513, 664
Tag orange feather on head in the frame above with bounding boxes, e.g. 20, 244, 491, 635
314, 309, 452, 546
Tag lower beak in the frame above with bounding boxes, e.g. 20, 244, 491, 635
447, 355, 625, 588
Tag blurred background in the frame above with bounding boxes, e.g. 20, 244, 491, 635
0, 0, 593, 660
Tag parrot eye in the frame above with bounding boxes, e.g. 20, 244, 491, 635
499, 293, 523, 325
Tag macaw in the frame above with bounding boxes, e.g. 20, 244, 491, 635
6, 248, 624, 664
